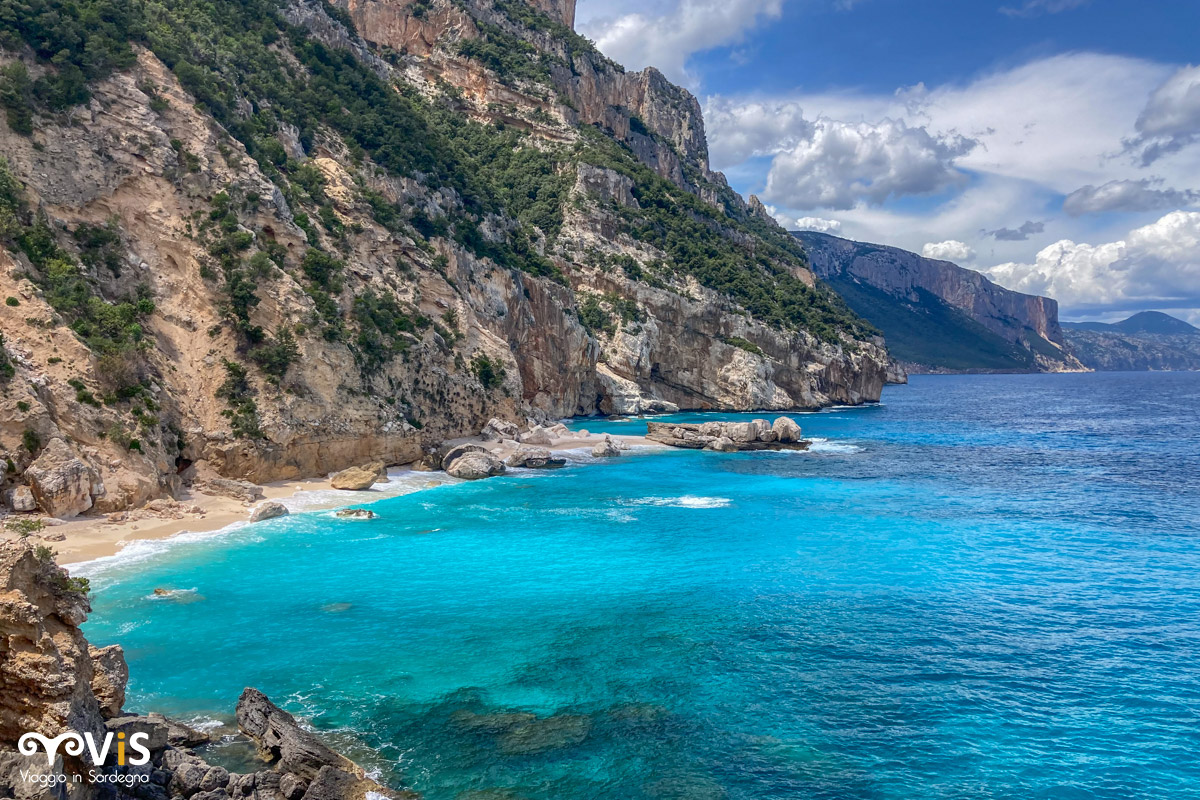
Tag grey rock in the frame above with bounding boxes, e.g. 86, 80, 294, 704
107, 715, 170, 752
504, 447, 566, 469
334, 508, 376, 520
236, 688, 352, 782
23, 438, 103, 517
436, 443, 486, 471
200, 766, 231, 793
446, 452, 506, 480
771, 416, 802, 443
3, 486, 36, 512
250, 502, 289, 523
591, 436, 621, 458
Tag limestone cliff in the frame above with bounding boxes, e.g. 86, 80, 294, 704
0, 0, 887, 516
796, 231, 1083, 373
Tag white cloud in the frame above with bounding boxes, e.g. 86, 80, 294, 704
761, 117, 976, 210
985, 211, 1200, 311
922, 240, 975, 262
999, 0, 1090, 17
1064, 179, 1200, 215
792, 216, 843, 233
1126, 64, 1200, 165
578, 0, 783, 87
987, 220, 1044, 241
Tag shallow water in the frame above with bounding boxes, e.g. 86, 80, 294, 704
81, 373, 1200, 799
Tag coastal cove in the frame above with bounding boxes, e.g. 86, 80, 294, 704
77, 373, 1200, 800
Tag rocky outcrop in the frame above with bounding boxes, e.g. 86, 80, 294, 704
0, 542, 104, 746
646, 418, 810, 452
796, 231, 1083, 373
249, 502, 290, 523
88, 644, 129, 719
1062, 314, 1200, 371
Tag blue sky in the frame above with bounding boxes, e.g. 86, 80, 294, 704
576, 0, 1200, 323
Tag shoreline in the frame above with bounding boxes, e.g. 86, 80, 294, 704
50, 430, 657, 568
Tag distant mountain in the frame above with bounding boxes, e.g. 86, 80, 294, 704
795, 232, 1084, 373
1062, 313, 1200, 371
1063, 311, 1200, 336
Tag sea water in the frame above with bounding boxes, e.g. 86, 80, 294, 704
79, 373, 1200, 799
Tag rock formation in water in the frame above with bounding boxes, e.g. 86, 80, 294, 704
0, 540, 415, 800
795, 231, 1083, 374
0, 0, 888, 518
646, 417, 809, 451
1062, 312, 1200, 371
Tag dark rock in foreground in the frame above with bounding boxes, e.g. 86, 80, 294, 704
646, 418, 810, 452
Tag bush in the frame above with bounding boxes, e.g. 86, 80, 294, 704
5, 518, 44, 537
5, 296, 18, 306
216, 360, 263, 439
22, 428, 40, 454
470, 353, 506, 391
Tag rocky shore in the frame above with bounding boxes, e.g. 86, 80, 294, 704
0, 540, 415, 800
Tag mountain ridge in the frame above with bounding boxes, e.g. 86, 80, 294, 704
793, 230, 1083, 373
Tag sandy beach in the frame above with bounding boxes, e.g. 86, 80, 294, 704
27, 430, 657, 567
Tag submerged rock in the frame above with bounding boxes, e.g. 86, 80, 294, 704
335, 508, 376, 520
250, 501, 290, 522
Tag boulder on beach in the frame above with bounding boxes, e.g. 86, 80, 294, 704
446, 451, 506, 480
481, 418, 520, 441
438, 443, 487, 471
591, 436, 621, 458
519, 425, 555, 446
250, 501, 289, 522
335, 508, 376, 520
330, 464, 381, 491
505, 446, 567, 469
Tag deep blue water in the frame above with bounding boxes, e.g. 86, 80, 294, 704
80, 373, 1200, 799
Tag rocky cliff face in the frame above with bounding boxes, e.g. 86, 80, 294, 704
796, 231, 1083, 373
0, 0, 886, 517
1062, 329, 1200, 371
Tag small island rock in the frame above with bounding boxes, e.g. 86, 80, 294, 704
591, 436, 622, 458
335, 508, 376, 520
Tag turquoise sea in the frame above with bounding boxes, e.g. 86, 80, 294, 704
80, 373, 1200, 799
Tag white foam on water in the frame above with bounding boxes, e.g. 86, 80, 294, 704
631, 495, 731, 509
806, 437, 865, 454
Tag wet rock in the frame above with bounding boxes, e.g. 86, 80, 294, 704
334, 508, 376, 520
250, 502, 289, 523
236, 688, 353, 782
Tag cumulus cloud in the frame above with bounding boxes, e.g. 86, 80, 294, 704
761, 118, 976, 210
1125, 65, 1200, 165
704, 97, 814, 169
1063, 179, 1200, 215
922, 240, 975, 262
792, 217, 843, 234
987, 220, 1045, 241
985, 211, 1200, 310
999, 0, 1090, 17
579, 0, 783, 86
